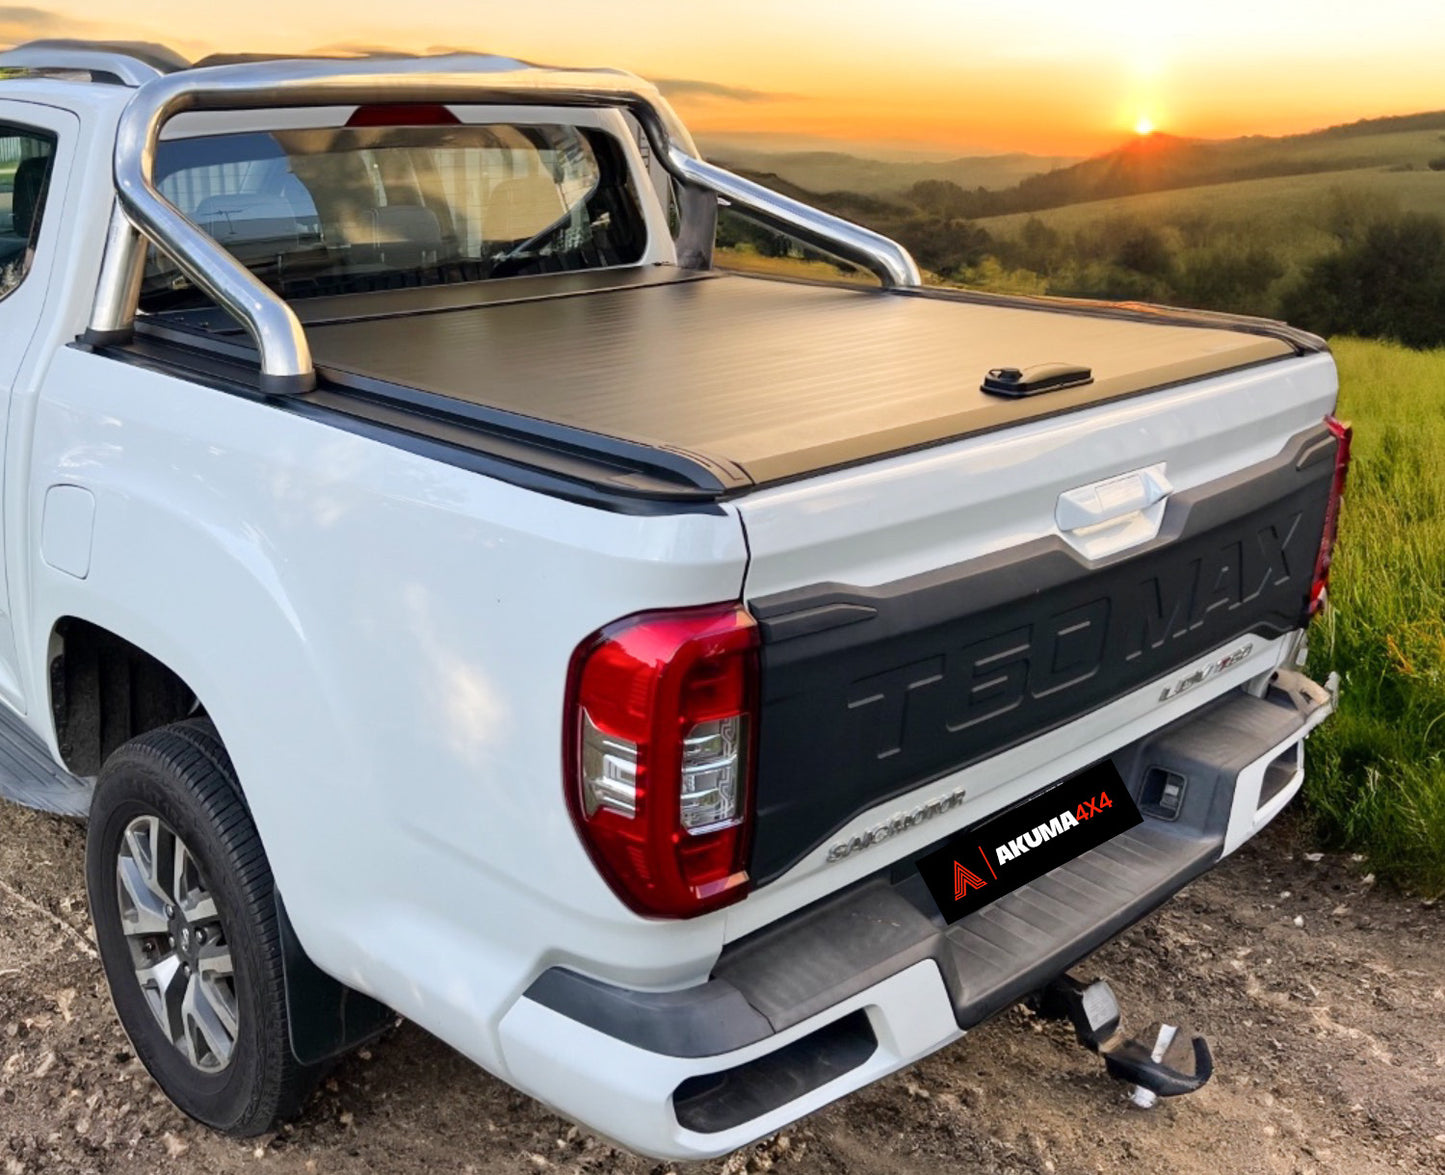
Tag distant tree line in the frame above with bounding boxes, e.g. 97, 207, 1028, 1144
719, 176, 1445, 350
1283, 214, 1445, 348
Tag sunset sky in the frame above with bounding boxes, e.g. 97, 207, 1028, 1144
8, 2, 1445, 155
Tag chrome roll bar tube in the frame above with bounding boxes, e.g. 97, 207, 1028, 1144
87, 55, 921, 394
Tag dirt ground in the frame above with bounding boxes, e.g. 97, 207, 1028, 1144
1, 801, 1442, 1175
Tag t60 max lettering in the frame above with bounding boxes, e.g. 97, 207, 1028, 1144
845, 508, 1308, 767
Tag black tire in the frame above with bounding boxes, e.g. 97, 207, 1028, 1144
85, 719, 320, 1135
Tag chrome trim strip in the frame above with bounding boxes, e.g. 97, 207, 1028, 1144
89, 54, 920, 392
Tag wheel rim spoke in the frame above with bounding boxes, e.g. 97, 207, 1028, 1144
122, 817, 172, 907
196, 944, 238, 1037
179, 984, 203, 1068
116, 855, 170, 936
197, 943, 234, 980
135, 953, 187, 1041
116, 815, 239, 1073
172, 840, 192, 909
182, 971, 234, 1068
183, 891, 218, 926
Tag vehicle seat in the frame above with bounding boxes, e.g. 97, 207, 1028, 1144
193, 192, 302, 245
11, 155, 51, 241
366, 203, 444, 269
480, 174, 566, 244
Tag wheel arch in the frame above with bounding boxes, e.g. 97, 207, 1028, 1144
51, 614, 393, 1065
35, 580, 353, 906
27, 474, 360, 938
48, 615, 206, 778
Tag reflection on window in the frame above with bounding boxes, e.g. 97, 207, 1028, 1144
142, 122, 647, 310
0, 127, 56, 299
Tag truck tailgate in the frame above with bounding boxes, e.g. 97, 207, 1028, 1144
733, 350, 1339, 884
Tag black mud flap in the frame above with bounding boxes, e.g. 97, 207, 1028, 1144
276, 896, 395, 1065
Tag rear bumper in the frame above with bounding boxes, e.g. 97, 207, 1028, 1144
498, 669, 1334, 1160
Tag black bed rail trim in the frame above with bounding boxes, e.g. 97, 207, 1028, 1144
895, 283, 1329, 355
312, 364, 752, 497
115, 308, 754, 504
129, 315, 750, 498
72, 338, 735, 516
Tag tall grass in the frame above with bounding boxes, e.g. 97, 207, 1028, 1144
1306, 338, 1445, 896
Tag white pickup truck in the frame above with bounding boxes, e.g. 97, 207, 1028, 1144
0, 39, 1348, 1161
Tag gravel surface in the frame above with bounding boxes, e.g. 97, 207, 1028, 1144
2, 802, 1442, 1175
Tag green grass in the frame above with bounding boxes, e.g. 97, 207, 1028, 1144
1305, 338, 1445, 897
713, 244, 877, 285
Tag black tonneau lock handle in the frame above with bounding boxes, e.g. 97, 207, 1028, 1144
982, 362, 1094, 397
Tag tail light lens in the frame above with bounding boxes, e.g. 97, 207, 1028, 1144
564, 604, 759, 918
1309, 414, 1352, 618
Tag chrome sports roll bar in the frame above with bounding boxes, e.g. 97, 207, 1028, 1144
86, 54, 921, 394
0, 39, 187, 86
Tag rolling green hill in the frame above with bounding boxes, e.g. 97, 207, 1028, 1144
976, 165, 1445, 263
718, 110, 1445, 330
701, 146, 1080, 196
973, 116, 1445, 217
722, 112, 1445, 218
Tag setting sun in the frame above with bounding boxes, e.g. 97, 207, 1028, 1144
1134, 115, 1156, 136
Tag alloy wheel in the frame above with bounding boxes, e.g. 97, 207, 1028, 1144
115, 815, 239, 1072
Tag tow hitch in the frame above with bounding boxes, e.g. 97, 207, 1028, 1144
1030, 974, 1213, 1105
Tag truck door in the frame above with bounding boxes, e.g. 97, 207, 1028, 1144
0, 103, 78, 709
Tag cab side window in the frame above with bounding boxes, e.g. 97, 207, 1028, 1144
0, 125, 56, 299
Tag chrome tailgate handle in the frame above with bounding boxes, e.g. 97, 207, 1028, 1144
1057, 465, 1172, 531
1056, 464, 1172, 559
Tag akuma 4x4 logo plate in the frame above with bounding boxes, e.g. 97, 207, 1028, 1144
916, 760, 1142, 923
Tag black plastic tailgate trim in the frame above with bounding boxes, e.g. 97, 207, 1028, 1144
746, 422, 1337, 883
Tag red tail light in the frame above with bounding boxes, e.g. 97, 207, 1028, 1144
564, 604, 759, 918
1309, 414, 1352, 617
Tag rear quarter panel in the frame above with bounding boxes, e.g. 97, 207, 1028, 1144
26, 346, 749, 1070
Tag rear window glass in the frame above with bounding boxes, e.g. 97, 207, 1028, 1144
140, 122, 648, 310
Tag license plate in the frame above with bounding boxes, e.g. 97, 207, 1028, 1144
916, 760, 1142, 924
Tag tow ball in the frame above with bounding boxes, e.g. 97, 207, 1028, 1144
1028, 973, 1213, 1106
